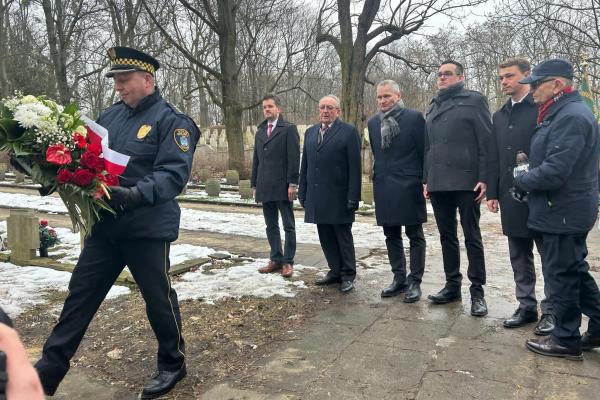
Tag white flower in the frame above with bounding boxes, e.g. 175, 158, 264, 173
21, 95, 38, 104
3, 98, 21, 112
13, 102, 52, 129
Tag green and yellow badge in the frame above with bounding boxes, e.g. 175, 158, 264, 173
174, 128, 190, 152
137, 124, 152, 139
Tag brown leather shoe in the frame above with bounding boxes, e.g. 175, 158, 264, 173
281, 263, 294, 278
258, 260, 282, 274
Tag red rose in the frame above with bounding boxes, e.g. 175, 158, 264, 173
72, 168, 95, 187
40, 220, 48, 227
56, 169, 73, 184
80, 151, 104, 172
46, 144, 72, 165
87, 142, 102, 156
72, 132, 87, 149
99, 173, 119, 186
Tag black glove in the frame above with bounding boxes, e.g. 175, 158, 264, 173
107, 186, 143, 212
510, 178, 528, 203
347, 200, 359, 212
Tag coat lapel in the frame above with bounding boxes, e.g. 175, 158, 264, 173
318, 119, 341, 149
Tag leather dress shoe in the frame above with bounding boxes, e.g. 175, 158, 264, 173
281, 263, 294, 278
503, 308, 538, 328
428, 287, 461, 304
403, 281, 421, 303
526, 337, 583, 361
258, 260, 281, 274
471, 297, 488, 317
141, 364, 187, 399
340, 280, 354, 293
534, 314, 555, 336
315, 274, 342, 286
581, 331, 600, 351
381, 278, 406, 298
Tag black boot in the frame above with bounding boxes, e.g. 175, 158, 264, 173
428, 287, 461, 304
503, 308, 538, 328
381, 278, 406, 298
141, 364, 187, 399
403, 281, 421, 303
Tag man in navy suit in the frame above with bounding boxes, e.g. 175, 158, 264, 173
251, 94, 300, 277
368, 80, 427, 302
298, 95, 362, 293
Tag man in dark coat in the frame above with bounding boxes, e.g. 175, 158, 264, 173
367, 80, 427, 302
423, 60, 492, 316
35, 47, 199, 398
298, 95, 362, 293
487, 58, 554, 334
251, 94, 300, 278
514, 58, 600, 360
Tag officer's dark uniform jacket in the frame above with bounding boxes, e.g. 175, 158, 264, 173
424, 86, 492, 191
515, 91, 599, 234
367, 107, 427, 227
251, 116, 300, 203
488, 94, 538, 237
96, 89, 200, 241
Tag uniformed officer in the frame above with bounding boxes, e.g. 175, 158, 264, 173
514, 59, 600, 360
35, 47, 200, 398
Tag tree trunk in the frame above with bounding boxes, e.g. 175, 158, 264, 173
41, 0, 71, 103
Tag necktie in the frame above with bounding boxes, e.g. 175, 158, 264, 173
267, 123, 273, 138
318, 124, 329, 145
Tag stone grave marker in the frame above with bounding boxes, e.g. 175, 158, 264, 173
7, 209, 39, 264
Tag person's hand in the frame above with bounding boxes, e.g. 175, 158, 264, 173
486, 199, 499, 213
107, 186, 142, 212
347, 200, 359, 212
473, 182, 487, 203
0, 324, 45, 400
288, 186, 297, 202
423, 184, 429, 199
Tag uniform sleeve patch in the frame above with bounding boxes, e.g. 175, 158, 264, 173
174, 128, 191, 152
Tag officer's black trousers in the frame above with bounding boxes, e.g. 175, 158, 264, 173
540, 232, 600, 348
317, 223, 356, 282
35, 229, 185, 392
383, 224, 426, 283
429, 191, 486, 297
262, 200, 296, 264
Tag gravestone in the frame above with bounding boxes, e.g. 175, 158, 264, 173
205, 178, 221, 197
226, 169, 239, 185
7, 209, 39, 264
0, 163, 7, 180
198, 168, 210, 182
361, 176, 373, 205
14, 171, 25, 183
239, 180, 253, 199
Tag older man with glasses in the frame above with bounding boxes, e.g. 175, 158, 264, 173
423, 60, 492, 317
513, 59, 600, 360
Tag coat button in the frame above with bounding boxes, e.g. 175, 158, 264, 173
506, 145, 512, 150
508, 125, 513, 129
264, 146, 267, 151
315, 183, 318, 187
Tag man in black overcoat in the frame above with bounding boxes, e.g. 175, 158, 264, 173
487, 58, 554, 335
514, 59, 600, 360
251, 94, 300, 277
423, 60, 492, 316
367, 80, 427, 302
298, 95, 362, 293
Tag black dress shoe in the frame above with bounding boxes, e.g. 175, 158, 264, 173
340, 280, 354, 293
534, 314, 555, 336
526, 337, 583, 361
315, 275, 342, 286
470, 297, 488, 317
503, 308, 538, 328
381, 278, 406, 298
428, 287, 461, 304
403, 281, 421, 303
141, 365, 187, 399
581, 331, 600, 351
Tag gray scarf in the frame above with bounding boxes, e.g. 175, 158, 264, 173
378, 101, 404, 150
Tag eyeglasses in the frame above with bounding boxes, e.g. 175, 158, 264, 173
437, 71, 457, 78
530, 78, 555, 90
319, 105, 338, 111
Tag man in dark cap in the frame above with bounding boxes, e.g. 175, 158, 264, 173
514, 58, 600, 360
35, 47, 200, 398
